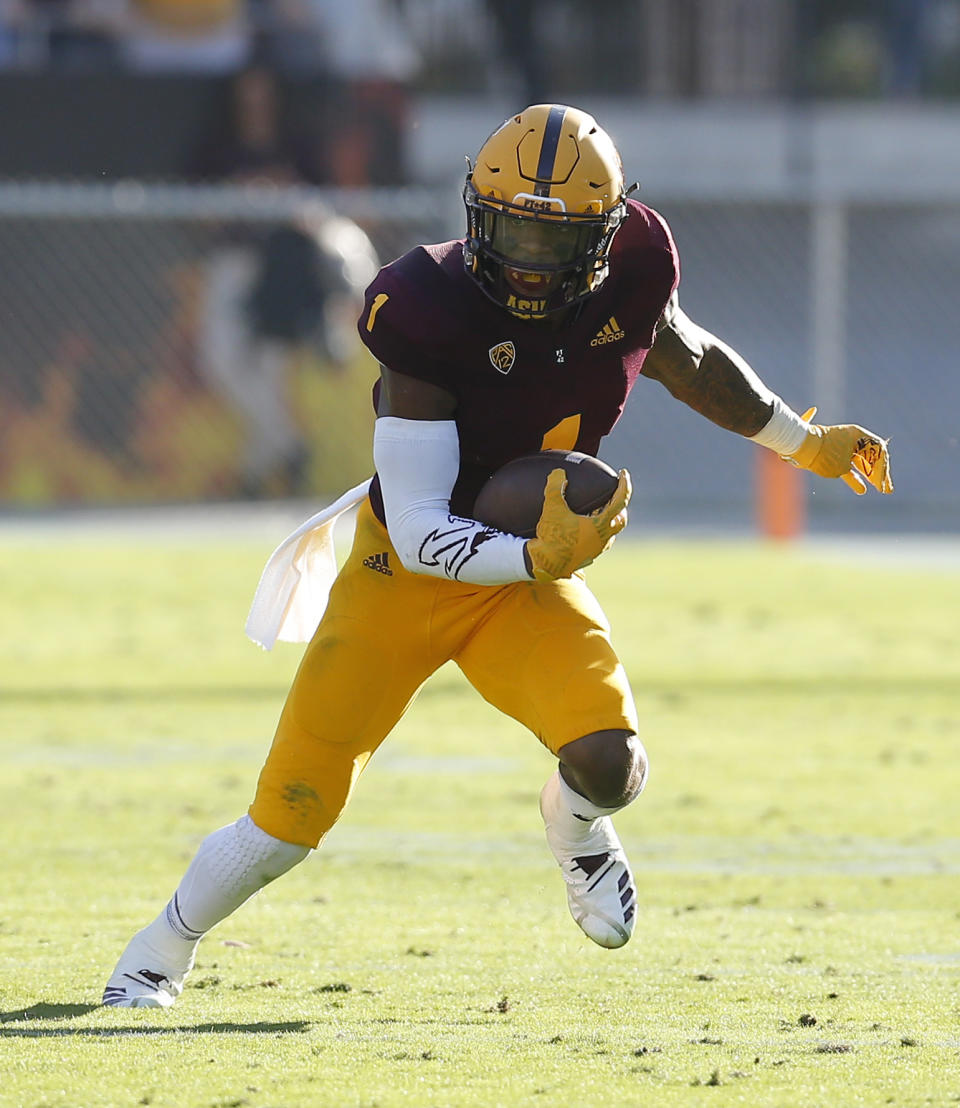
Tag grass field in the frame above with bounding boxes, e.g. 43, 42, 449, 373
1, 519, 959, 1108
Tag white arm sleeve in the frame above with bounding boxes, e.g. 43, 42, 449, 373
372, 416, 531, 584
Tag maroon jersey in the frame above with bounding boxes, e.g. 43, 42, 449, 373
359, 197, 680, 518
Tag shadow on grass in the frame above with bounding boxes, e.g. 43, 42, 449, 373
0, 1002, 313, 1037
1, 1003, 99, 1022
1, 1023, 313, 1038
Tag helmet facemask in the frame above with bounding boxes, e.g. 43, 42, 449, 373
464, 182, 626, 317
462, 104, 630, 319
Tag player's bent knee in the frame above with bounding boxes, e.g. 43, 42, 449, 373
559, 729, 647, 809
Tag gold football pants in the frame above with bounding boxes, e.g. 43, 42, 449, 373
249, 499, 637, 847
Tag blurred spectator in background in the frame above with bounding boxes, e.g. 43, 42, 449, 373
248, 0, 324, 74
0, 0, 123, 68
191, 62, 318, 497
191, 58, 323, 183
798, 0, 940, 98
190, 62, 378, 498
0, 0, 23, 65
41, 0, 121, 69
485, 0, 547, 104
272, 0, 420, 184
0, 0, 252, 72
884, 0, 931, 95
118, 0, 250, 73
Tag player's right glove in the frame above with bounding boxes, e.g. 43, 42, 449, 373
785, 407, 893, 495
526, 468, 631, 582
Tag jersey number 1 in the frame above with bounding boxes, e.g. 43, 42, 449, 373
365, 293, 389, 332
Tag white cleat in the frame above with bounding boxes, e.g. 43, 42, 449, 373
102, 929, 194, 1009
539, 774, 637, 949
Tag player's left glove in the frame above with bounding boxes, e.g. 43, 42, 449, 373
785, 407, 893, 495
526, 468, 631, 582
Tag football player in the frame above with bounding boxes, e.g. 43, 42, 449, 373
103, 104, 892, 1007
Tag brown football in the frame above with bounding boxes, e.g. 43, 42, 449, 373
472, 450, 619, 538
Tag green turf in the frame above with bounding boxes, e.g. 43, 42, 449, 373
1, 529, 959, 1107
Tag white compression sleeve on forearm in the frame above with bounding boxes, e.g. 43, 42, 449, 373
373, 416, 531, 584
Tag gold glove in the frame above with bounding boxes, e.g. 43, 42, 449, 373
526, 468, 631, 582
786, 407, 893, 495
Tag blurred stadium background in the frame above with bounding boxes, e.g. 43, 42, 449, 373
0, 0, 957, 534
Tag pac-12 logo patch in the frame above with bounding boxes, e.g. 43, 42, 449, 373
488, 341, 516, 374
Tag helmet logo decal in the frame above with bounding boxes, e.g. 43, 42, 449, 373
488, 340, 516, 374
513, 192, 566, 213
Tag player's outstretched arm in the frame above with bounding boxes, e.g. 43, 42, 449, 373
642, 297, 893, 495
642, 295, 774, 436
525, 468, 631, 582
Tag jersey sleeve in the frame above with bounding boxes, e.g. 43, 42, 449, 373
616, 200, 682, 351
645, 204, 681, 300
357, 249, 454, 390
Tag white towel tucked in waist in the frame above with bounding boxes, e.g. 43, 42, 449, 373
245, 478, 372, 650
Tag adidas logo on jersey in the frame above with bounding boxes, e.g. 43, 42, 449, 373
590, 316, 625, 346
362, 552, 393, 576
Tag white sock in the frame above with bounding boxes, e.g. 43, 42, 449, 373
136, 909, 197, 971
542, 770, 627, 846
556, 771, 626, 821
137, 815, 310, 964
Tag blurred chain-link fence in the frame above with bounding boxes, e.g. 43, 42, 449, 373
610, 194, 959, 533
0, 181, 956, 531
0, 183, 446, 505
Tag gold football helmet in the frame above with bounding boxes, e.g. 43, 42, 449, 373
463, 104, 630, 317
